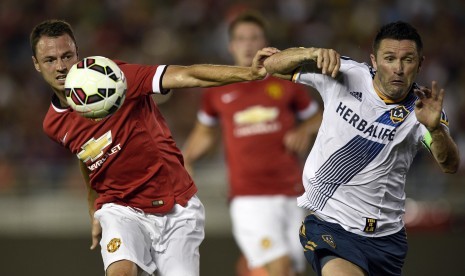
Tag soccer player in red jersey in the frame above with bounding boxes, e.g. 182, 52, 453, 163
183, 12, 321, 276
30, 19, 276, 276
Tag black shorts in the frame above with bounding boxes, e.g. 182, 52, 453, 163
299, 214, 408, 276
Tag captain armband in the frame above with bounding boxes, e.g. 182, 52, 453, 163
421, 130, 433, 153
291, 67, 302, 83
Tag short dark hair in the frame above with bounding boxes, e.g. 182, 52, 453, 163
373, 21, 423, 55
228, 11, 268, 41
30, 19, 77, 57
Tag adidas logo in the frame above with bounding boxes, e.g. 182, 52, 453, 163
350, 91, 363, 102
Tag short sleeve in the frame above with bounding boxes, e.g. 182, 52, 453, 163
290, 83, 319, 120
292, 64, 332, 103
197, 89, 219, 126
115, 61, 170, 100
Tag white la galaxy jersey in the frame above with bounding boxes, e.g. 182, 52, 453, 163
294, 57, 449, 237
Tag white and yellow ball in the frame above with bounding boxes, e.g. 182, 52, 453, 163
65, 56, 127, 118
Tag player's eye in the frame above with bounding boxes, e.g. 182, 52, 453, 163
384, 56, 394, 62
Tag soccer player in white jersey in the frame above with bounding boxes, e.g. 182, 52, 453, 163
264, 21, 460, 276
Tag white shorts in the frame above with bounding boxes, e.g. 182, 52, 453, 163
94, 195, 205, 276
230, 195, 307, 272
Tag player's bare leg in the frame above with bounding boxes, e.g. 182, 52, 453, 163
264, 255, 294, 276
321, 257, 367, 276
106, 260, 138, 276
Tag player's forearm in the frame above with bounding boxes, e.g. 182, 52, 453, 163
182, 123, 217, 165
164, 65, 259, 89
300, 111, 323, 135
430, 127, 460, 173
264, 47, 314, 75
87, 188, 98, 218
79, 160, 98, 219
195, 64, 261, 85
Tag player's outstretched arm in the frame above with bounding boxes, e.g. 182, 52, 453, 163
161, 47, 279, 89
264, 47, 341, 80
182, 122, 218, 177
79, 160, 102, 250
414, 81, 460, 173
284, 110, 322, 155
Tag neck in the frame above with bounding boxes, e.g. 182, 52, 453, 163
372, 80, 408, 104
53, 89, 69, 107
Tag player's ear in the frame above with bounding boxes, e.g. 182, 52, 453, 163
32, 56, 41, 72
418, 55, 425, 73
370, 53, 377, 70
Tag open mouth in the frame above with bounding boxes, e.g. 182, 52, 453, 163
56, 75, 67, 83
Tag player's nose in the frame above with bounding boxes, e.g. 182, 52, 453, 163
56, 58, 66, 71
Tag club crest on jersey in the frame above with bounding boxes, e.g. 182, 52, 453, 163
266, 83, 283, 99
261, 237, 272, 249
107, 238, 122, 253
390, 105, 409, 123
322, 235, 336, 248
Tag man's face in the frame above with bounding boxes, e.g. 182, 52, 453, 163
229, 22, 267, 67
32, 34, 78, 94
370, 38, 423, 101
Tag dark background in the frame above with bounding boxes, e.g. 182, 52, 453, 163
1, 0, 464, 275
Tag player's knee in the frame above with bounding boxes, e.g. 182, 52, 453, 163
106, 260, 138, 276
106, 272, 136, 276
162, 268, 198, 276
264, 255, 293, 276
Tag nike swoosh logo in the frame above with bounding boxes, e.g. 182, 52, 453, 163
60, 132, 68, 144
221, 92, 238, 104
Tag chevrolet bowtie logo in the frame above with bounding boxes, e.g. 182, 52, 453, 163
77, 131, 112, 162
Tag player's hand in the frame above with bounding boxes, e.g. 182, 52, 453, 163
284, 128, 312, 155
414, 81, 443, 132
251, 47, 280, 80
310, 48, 340, 78
90, 217, 102, 250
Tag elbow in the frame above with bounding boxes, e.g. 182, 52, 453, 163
440, 159, 460, 174
263, 58, 276, 74
441, 166, 458, 174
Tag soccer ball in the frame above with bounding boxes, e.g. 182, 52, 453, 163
65, 56, 127, 118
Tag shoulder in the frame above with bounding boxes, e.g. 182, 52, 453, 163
338, 57, 375, 85
340, 57, 371, 74
43, 97, 71, 141
113, 59, 164, 76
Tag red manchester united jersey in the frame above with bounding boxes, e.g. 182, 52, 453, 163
198, 76, 318, 198
43, 61, 196, 214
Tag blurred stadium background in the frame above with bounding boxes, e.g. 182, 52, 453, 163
1, 0, 464, 275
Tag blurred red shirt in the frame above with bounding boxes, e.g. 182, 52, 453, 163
199, 76, 318, 198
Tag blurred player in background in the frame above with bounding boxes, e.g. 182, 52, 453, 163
183, 12, 321, 276
30, 19, 276, 276
264, 21, 460, 275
